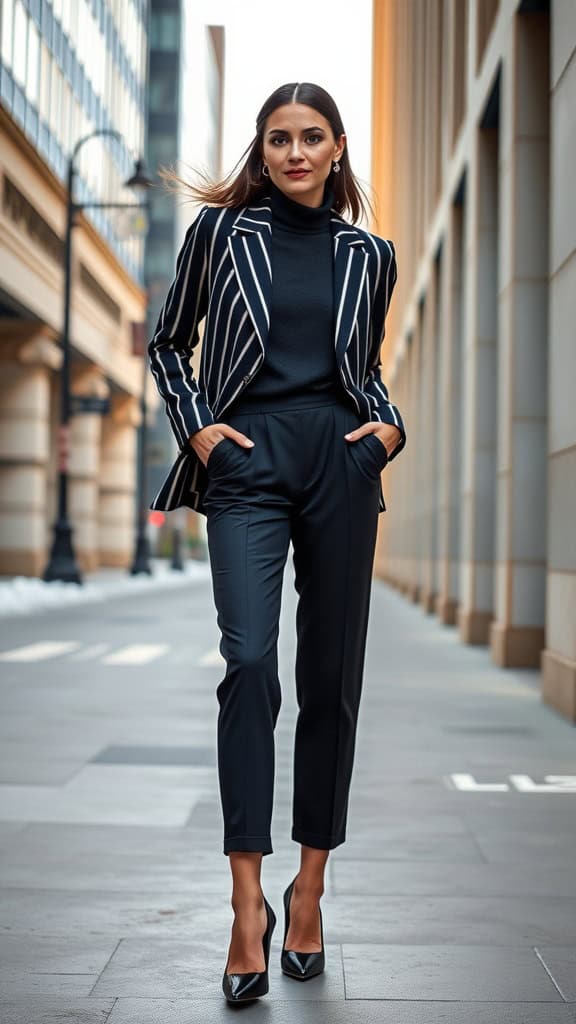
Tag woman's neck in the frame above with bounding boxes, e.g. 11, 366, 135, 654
268, 179, 334, 234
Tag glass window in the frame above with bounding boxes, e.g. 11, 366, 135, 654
1, 0, 14, 66
61, 78, 71, 149
27, 19, 40, 104
150, 12, 179, 51
39, 41, 51, 121
50, 62, 62, 138
69, 94, 79, 143
13, 0, 27, 86
147, 239, 174, 277
76, 0, 86, 67
148, 134, 176, 172
61, 0, 71, 35
149, 73, 177, 114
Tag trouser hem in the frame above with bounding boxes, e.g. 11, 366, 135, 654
291, 826, 345, 850
223, 835, 273, 855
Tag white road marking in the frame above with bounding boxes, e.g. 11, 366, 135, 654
448, 773, 576, 793
448, 773, 510, 792
0, 642, 81, 662
67, 644, 110, 661
198, 647, 225, 666
102, 644, 169, 665
510, 774, 576, 793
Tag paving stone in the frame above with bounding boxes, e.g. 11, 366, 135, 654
0, 881, 333, 939
92, 745, 216, 766
472, 834, 576, 865
1, 578, 574, 1019
0, 759, 84, 785
0, 998, 115, 1024
0, 934, 120, 996
536, 947, 576, 1000
341, 944, 562, 1001
90, 937, 343, 1000
105, 999, 576, 1023
331, 829, 485, 862
320, 893, 576, 944
0, 823, 27, 850
331, 859, 576, 898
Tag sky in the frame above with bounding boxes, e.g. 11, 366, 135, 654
192, 0, 374, 190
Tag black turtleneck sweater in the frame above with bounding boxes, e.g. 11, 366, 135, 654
227, 179, 347, 413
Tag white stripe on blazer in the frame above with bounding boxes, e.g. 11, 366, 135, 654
148, 195, 406, 514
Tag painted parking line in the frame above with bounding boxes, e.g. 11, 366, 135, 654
101, 644, 169, 666
0, 641, 81, 662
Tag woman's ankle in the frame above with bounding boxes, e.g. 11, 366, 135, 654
293, 873, 324, 899
231, 886, 264, 912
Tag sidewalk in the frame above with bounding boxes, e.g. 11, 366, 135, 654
0, 558, 212, 619
0, 570, 575, 1022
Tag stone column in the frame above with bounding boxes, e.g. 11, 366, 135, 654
490, 12, 549, 668
374, 346, 407, 586
458, 112, 500, 645
436, 199, 465, 625
420, 257, 441, 614
69, 367, 109, 573
408, 315, 424, 603
98, 395, 139, 568
0, 324, 61, 576
542, 8, 576, 722
387, 352, 408, 588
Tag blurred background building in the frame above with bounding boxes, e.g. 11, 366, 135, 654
0, 0, 224, 575
371, 0, 575, 722
0, 0, 149, 574
145, 0, 225, 558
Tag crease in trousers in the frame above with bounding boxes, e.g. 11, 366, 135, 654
203, 398, 388, 856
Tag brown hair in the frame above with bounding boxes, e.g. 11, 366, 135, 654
159, 82, 374, 224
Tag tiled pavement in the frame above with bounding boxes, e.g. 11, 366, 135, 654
0, 564, 575, 1022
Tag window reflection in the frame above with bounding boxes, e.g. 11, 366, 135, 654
0, 0, 147, 280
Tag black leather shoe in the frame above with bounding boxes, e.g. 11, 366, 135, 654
281, 876, 325, 980
222, 896, 276, 1003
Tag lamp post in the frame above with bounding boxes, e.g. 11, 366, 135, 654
130, 327, 152, 576
44, 130, 152, 584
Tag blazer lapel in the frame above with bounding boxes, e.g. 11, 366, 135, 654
228, 204, 273, 359
228, 199, 369, 366
330, 214, 370, 366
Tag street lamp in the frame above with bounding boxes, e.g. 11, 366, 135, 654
43, 129, 153, 584
129, 322, 152, 577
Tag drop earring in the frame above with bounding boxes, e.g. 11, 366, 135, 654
332, 160, 341, 173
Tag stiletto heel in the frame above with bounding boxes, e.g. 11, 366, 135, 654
222, 895, 276, 1003
281, 876, 325, 980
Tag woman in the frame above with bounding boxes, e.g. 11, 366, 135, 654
148, 81, 406, 1003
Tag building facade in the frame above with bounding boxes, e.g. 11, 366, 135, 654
372, 0, 575, 721
145, 1, 225, 548
0, 0, 149, 574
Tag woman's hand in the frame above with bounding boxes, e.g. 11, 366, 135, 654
344, 422, 402, 458
189, 424, 254, 468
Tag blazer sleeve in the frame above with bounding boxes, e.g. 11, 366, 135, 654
148, 205, 215, 449
363, 237, 406, 460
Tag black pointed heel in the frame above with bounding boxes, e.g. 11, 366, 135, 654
281, 876, 325, 981
222, 896, 277, 1003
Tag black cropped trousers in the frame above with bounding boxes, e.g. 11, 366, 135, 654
203, 398, 388, 856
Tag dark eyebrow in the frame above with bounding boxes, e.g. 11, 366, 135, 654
267, 126, 326, 136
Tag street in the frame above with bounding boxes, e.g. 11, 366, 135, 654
0, 567, 575, 1023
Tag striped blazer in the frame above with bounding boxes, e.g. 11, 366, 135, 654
148, 194, 405, 515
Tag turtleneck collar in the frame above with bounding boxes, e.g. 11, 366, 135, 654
267, 178, 334, 234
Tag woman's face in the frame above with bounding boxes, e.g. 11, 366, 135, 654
261, 103, 346, 208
